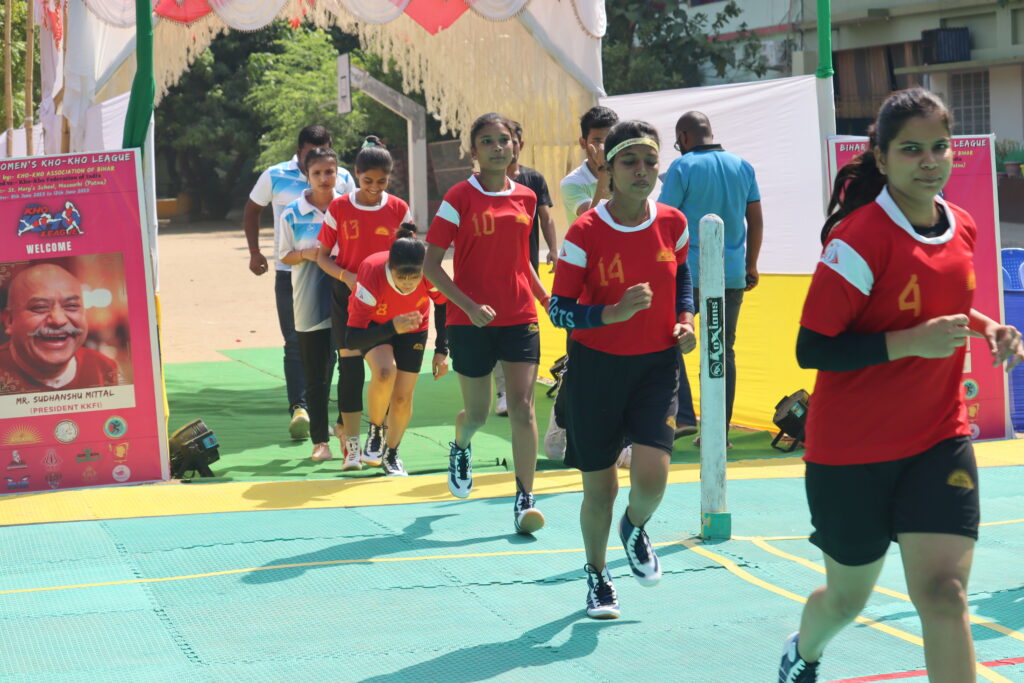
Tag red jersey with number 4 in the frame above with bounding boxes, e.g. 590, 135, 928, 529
347, 251, 446, 333
426, 175, 538, 327
800, 188, 976, 466
553, 200, 689, 356
319, 191, 412, 272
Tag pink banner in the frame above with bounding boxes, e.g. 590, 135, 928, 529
0, 151, 167, 493
827, 136, 1010, 440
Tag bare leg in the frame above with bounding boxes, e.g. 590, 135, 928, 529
796, 553, 886, 662
502, 360, 539, 493
580, 466, 619, 570
364, 345, 398, 426
455, 373, 491, 449
899, 533, 976, 682
384, 370, 420, 448
625, 444, 669, 525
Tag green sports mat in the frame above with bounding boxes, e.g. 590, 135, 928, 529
165, 347, 795, 482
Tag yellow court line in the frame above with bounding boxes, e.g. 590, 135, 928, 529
750, 537, 1024, 645
680, 539, 1014, 683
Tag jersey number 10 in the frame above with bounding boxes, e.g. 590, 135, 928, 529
471, 212, 496, 236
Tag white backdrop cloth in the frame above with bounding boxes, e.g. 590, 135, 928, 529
602, 75, 829, 275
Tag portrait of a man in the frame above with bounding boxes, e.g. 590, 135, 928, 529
0, 262, 124, 394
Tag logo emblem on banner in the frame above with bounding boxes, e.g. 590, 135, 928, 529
963, 379, 980, 400
42, 449, 61, 471
5, 475, 30, 490
2, 424, 43, 446
706, 297, 725, 379
111, 464, 131, 483
103, 416, 127, 439
54, 420, 78, 444
45, 472, 62, 489
5, 450, 27, 469
17, 201, 83, 237
75, 447, 100, 463
81, 466, 97, 483
109, 441, 129, 462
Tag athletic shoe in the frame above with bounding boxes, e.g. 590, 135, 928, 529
543, 405, 566, 460
310, 442, 333, 462
288, 406, 310, 440
382, 446, 408, 476
779, 632, 818, 682
342, 437, 362, 471
584, 564, 620, 619
616, 444, 632, 469
363, 423, 385, 467
495, 392, 508, 417
673, 423, 698, 439
447, 441, 473, 498
513, 491, 545, 534
618, 510, 661, 586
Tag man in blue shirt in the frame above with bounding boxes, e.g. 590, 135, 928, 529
658, 111, 764, 442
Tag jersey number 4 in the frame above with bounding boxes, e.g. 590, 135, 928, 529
898, 274, 921, 317
597, 253, 625, 286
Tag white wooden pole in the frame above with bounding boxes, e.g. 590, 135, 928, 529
698, 213, 730, 540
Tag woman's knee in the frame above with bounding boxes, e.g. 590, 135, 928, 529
505, 392, 535, 423
910, 575, 969, 618
374, 363, 396, 384
824, 586, 872, 622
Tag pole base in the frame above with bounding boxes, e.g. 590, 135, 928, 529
701, 512, 732, 540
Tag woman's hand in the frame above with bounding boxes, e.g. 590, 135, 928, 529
340, 270, 357, 289
393, 311, 424, 334
602, 283, 652, 324
432, 352, 450, 380
675, 321, 697, 354
467, 303, 497, 327
981, 322, 1023, 370
886, 314, 969, 360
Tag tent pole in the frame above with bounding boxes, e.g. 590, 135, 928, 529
25, 0, 34, 155
4, 0, 12, 157
815, 0, 836, 211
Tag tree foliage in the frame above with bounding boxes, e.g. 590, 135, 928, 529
0, 1, 43, 130
602, 0, 767, 95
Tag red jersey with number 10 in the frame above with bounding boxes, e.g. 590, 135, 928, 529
348, 251, 446, 333
552, 200, 689, 356
319, 191, 412, 273
800, 188, 976, 466
426, 175, 538, 327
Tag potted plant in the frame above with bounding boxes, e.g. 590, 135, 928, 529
996, 138, 1023, 177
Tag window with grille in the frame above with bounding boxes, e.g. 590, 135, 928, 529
950, 71, 990, 134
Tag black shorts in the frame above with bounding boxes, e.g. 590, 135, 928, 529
447, 323, 540, 378
562, 343, 679, 472
364, 324, 429, 374
330, 279, 352, 350
806, 436, 980, 567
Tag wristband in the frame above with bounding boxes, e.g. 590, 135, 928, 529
249, 247, 261, 254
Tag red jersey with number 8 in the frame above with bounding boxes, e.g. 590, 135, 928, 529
348, 251, 446, 333
552, 200, 689, 356
426, 175, 538, 327
800, 188, 976, 465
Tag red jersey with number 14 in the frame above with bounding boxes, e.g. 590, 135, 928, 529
553, 200, 689, 356
426, 175, 538, 327
800, 188, 976, 466
319, 191, 412, 273
348, 251, 446, 333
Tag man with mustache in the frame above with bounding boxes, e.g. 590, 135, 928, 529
0, 263, 120, 394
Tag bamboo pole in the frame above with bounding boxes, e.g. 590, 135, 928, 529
4, 0, 13, 157
25, 0, 34, 155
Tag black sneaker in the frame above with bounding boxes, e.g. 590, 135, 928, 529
513, 491, 545, 535
618, 510, 661, 586
362, 423, 385, 467
778, 632, 818, 682
381, 446, 407, 477
447, 441, 472, 498
584, 564, 620, 619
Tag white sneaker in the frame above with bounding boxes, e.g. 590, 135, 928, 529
495, 392, 508, 417
288, 407, 310, 440
513, 491, 545, 534
616, 444, 632, 469
382, 446, 408, 476
311, 442, 333, 462
342, 436, 362, 471
543, 405, 566, 460
362, 423, 385, 467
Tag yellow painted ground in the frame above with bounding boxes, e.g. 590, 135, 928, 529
0, 438, 1019, 528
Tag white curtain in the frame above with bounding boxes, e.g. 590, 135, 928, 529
466, 0, 530, 21
210, 0, 290, 31
335, 0, 410, 24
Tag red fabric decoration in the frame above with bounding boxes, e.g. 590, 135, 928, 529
154, 0, 214, 25
404, 0, 469, 35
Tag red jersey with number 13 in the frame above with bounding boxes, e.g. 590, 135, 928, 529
800, 188, 976, 466
426, 175, 538, 326
319, 191, 412, 272
552, 200, 689, 356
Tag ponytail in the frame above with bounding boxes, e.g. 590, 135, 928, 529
355, 136, 393, 174
389, 222, 425, 276
821, 141, 885, 244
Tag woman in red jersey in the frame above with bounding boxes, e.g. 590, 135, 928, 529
423, 113, 549, 534
345, 225, 448, 476
547, 120, 696, 620
317, 137, 412, 472
778, 89, 1023, 683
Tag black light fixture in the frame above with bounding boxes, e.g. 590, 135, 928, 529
771, 390, 810, 452
168, 419, 220, 478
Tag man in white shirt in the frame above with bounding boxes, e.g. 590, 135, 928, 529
243, 125, 356, 439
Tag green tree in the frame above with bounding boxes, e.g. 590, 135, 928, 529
603, 0, 767, 95
0, 1, 42, 130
